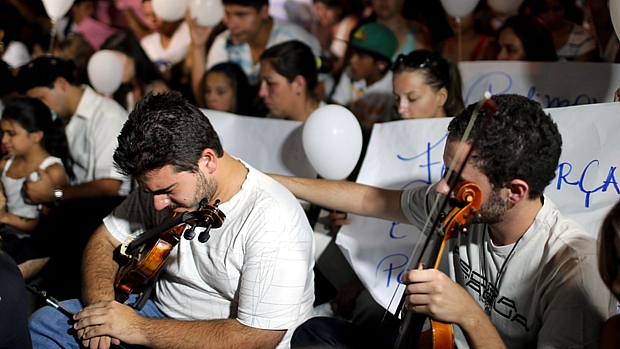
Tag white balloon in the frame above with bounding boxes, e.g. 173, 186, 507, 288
611, 0, 620, 46
87, 50, 124, 94
487, 0, 524, 15
302, 105, 363, 180
41, 0, 75, 20
189, 0, 224, 27
439, 0, 479, 18
152, 0, 189, 22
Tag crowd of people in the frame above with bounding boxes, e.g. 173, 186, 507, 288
1, 0, 620, 348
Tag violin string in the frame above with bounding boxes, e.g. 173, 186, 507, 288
385, 91, 493, 315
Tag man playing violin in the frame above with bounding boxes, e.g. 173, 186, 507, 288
271, 94, 616, 348
28, 91, 316, 349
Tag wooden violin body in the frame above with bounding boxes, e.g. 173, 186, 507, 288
393, 181, 482, 349
113, 201, 225, 306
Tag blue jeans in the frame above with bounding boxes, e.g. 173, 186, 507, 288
29, 296, 166, 348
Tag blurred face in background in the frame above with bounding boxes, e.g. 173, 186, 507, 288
392, 70, 447, 119
371, 0, 404, 19
258, 61, 296, 118
204, 71, 235, 113
223, 4, 268, 45
535, 0, 565, 30
314, 1, 341, 27
142, 1, 163, 33
497, 28, 526, 61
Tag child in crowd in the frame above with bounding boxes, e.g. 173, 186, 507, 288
331, 23, 398, 134
202, 62, 255, 116
140, 0, 190, 70
0, 97, 73, 240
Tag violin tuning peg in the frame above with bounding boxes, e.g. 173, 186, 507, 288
198, 227, 211, 243
184, 223, 197, 240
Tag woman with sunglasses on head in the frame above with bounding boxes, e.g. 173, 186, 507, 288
392, 49, 465, 120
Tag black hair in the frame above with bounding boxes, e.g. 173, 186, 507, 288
100, 30, 165, 109
202, 62, 254, 116
260, 40, 319, 98
447, 94, 562, 199
222, 0, 268, 11
497, 15, 558, 62
2, 97, 75, 181
0, 60, 16, 98
114, 91, 224, 179
392, 50, 465, 116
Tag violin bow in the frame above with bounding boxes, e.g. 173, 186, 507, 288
387, 91, 498, 313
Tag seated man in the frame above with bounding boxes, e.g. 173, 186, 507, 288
271, 94, 616, 348
7, 56, 130, 300
29, 91, 315, 349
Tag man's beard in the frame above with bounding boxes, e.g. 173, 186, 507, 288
479, 188, 508, 224
169, 171, 217, 211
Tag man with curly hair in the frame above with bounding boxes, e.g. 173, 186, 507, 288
272, 94, 616, 348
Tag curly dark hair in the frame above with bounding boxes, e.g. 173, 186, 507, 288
447, 94, 562, 199
113, 91, 224, 179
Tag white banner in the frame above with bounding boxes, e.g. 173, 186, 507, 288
202, 109, 317, 178
337, 102, 620, 311
459, 61, 620, 107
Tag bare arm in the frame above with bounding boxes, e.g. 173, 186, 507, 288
24, 174, 122, 205
269, 174, 409, 223
186, 14, 214, 107
81, 224, 120, 305
76, 307, 285, 349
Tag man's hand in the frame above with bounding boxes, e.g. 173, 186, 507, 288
401, 268, 480, 325
74, 301, 145, 348
22, 169, 55, 205
332, 277, 365, 320
186, 9, 214, 47
326, 211, 351, 234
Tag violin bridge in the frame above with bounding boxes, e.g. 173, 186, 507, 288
118, 236, 135, 258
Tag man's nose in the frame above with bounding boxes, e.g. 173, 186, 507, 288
153, 194, 171, 211
436, 177, 451, 195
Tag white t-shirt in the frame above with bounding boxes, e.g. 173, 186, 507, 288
67, 86, 130, 196
140, 22, 191, 70
104, 160, 315, 348
556, 24, 597, 61
401, 185, 616, 349
206, 18, 321, 85
331, 70, 396, 133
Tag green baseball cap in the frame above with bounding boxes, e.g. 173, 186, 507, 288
348, 23, 399, 62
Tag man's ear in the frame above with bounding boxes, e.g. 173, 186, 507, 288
505, 179, 529, 204
292, 75, 306, 95
260, 4, 269, 20
54, 77, 69, 91
200, 148, 218, 174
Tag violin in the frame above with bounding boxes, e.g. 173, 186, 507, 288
393, 94, 497, 349
113, 199, 226, 308
393, 181, 482, 349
